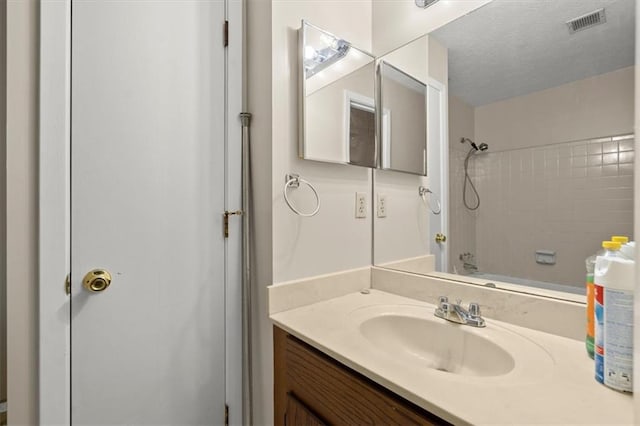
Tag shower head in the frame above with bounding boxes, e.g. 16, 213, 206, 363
460, 137, 477, 150
461, 137, 488, 152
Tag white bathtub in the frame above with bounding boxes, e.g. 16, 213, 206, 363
466, 271, 585, 295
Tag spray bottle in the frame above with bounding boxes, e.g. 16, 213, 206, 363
585, 236, 631, 358
594, 240, 635, 392
585, 252, 600, 358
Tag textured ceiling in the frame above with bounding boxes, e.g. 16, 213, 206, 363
431, 0, 635, 107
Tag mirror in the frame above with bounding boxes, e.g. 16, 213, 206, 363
373, 0, 635, 299
378, 61, 427, 176
299, 21, 377, 168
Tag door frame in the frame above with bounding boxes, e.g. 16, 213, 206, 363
38, 1, 244, 424
426, 78, 449, 272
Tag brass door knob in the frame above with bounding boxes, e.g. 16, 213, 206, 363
435, 233, 447, 243
82, 269, 112, 293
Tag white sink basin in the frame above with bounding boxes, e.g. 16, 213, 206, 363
350, 304, 554, 382
360, 314, 514, 376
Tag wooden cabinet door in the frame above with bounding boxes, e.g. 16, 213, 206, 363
274, 326, 449, 426
285, 393, 327, 426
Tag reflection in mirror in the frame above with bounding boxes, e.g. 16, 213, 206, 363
372, 35, 443, 277
347, 93, 376, 166
379, 61, 427, 176
299, 21, 377, 168
373, 0, 635, 300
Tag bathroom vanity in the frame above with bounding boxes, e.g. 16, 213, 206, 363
274, 327, 446, 425
269, 270, 634, 426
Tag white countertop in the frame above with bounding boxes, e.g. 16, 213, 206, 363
270, 289, 634, 425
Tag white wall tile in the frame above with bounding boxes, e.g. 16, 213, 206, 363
451, 134, 634, 290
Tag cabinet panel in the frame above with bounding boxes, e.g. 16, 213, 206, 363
285, 393, 327, 426
274, 326, 449, 426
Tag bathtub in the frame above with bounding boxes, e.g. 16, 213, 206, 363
466, 271, 585, 296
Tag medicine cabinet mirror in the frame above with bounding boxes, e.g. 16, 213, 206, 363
372, 0, 635, 302
299, 21, 377, 168
378, 61, 427, 176
299, 21, 429, 176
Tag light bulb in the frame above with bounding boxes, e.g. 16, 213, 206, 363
304, 46, 318, 60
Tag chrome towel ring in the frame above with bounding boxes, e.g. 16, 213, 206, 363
419, 186, 441, 215
284, 173, 320, 217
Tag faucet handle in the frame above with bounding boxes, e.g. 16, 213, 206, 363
468, 302, 481, 318
436, 296, 450, 316
455, 298, 462, 306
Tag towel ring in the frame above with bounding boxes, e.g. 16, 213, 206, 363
419, 186, 441, 215
283, 173, 320, 217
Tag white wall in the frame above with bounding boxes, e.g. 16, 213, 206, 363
475, 67, 635, 152
371, 0, 491, 56
379, 34, 427, 85
449, 96, 475, 153
427, 36, 447, 86
6, 0, 39, 423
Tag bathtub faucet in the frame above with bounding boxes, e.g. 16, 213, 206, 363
459, 252, 478, 273
462, 262, 478, 272
435, 296, 486, 328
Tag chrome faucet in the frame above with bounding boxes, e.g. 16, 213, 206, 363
435, 296, 486, 327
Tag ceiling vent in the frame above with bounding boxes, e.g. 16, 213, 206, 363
566, 8, 606, 34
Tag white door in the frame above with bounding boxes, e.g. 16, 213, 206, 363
71, 1, 227, 424
427, 80, 449, 272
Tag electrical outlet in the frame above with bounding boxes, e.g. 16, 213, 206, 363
377, 193, 387, 218
355, 192, 367, 218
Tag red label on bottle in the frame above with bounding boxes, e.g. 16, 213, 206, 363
594, 284, 604, 305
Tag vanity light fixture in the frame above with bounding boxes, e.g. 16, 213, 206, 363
415, 0, 440, 9
304, 33, 350, 78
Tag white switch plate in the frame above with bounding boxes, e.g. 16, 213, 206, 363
377, 193, 387, 218
355, 192, 367, 218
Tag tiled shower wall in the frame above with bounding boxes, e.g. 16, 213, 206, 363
471, 134, 634, 288
449, 146, 477, 274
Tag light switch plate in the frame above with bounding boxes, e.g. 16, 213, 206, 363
355, 192, 367, 218
377, 193, 387, 218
